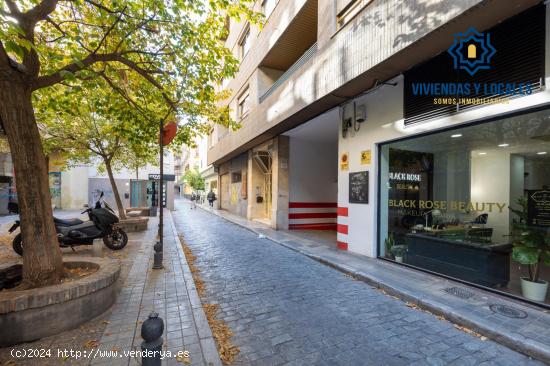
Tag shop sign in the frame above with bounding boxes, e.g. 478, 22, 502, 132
388, 199, 507, 213
405, 6, 545, 126
360, 150, 371, 165
411, 27, 532, 106
349, 171, 368, 204
527, 190, 550, 227
148, 174, 175, 181
389, 172, 421, 182
340, 153, 349, 171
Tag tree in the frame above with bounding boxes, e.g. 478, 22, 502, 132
39, 81, 159, 220
183, 168, 205, 192
0, 0, 258, 288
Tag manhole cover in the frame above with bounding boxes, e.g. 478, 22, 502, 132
444, 286, 475, 299
489, 304, 528, 319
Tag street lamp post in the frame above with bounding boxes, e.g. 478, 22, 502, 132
153, 119, 164, 269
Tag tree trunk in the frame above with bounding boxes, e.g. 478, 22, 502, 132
103, 157, 126, 220
0, 81, 64, 288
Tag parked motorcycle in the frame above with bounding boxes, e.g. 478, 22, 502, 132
9, 192, 128, 256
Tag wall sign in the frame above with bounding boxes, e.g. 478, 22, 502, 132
340, 152, 349, 171
148, 174, 175, 181
360, 150, 371, 165
527, 190, 550, 227
349, 171, 368, 204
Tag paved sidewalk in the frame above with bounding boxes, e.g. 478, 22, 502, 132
176, 199, 544, 366
193, 200, 550, 364
91, 211, 221, 366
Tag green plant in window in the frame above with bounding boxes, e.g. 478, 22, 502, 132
391, 245, 407, 257
509, 197, 550, 283
384, 232, 395, 258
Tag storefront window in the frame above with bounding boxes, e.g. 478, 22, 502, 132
379, 108, 550, 304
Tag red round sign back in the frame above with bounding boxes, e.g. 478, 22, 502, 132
162, 121, 177, 145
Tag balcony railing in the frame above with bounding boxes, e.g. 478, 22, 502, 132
259, 42, 318, 103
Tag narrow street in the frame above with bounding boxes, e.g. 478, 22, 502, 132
172, 199, 542, 366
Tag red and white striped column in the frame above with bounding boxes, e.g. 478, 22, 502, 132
336, 206, 348, 250
288, 202, 337, 230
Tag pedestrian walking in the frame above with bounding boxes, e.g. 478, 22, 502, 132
190, 192, 197, 209
207, 190, 216, 209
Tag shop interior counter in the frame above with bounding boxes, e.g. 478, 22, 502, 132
404, 232, 512, 287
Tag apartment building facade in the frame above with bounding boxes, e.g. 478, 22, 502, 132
209, 0, 550, 305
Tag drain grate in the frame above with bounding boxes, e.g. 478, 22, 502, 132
444, 286, 475, 299
489, 304, 528, 319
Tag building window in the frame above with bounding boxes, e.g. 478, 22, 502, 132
378, 108, 550, 305
262, 0, 276, 19
239, 25, 251, 59
232, 172, 242, 183
337, 0, 373, 29
237, 87, 250, 120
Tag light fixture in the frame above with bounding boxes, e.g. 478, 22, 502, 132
478, 152, 487, 155
451, 134, 462, 138
537, 151, 547, 155
498, 143, 509, 147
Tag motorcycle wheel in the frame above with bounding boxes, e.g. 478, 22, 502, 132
12, 233, 23, 256
103, 228, 128, 250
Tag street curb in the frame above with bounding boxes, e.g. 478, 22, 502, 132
168, 211, 222, 366
194, 203, 550, 364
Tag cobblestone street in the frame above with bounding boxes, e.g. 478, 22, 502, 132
172, 200, 544, 366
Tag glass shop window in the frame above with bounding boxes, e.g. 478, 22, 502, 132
379, 109, 550, 305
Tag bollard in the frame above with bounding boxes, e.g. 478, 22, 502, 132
92, 238, 103, 257
141, 312, 164, 366
152, 241, 163, 269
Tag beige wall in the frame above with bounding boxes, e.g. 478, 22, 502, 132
209, 0, 502, 165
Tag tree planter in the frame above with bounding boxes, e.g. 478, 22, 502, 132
118, 217, 149, 232
0, 257, 120, 346
520, 277, 548, 302
125, 207, 151, 217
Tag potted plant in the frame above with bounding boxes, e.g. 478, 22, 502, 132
384, 232, 395, 259
391, 245, 407, 263
509, 197, 550, 302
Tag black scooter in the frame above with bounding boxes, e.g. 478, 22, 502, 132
9, 192, 128, 256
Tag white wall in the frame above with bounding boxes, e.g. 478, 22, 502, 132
87, 152, 175, 180
289, 137, 338, 202
337, 76, 405, 256
471, 152, 511, 240
61, 166, 89, 209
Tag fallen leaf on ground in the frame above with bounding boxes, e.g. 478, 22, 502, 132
84, 340, 100, 349
181, 241, 239, 364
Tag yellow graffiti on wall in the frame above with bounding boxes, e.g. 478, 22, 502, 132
230, 184, 238, 205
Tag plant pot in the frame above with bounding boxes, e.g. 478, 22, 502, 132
520, 277, 548, 302
395, 256, 403, 263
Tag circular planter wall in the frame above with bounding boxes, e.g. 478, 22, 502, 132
119, 217, 149, 232
0, 257, 120, 346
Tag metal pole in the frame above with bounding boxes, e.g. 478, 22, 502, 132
153, 119, 164, 269
159, 119, 164, 243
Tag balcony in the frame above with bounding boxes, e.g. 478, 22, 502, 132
260, 42, 318, 103
258, 0, 317, 103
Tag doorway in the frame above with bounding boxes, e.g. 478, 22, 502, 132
252, 149, 272, 222
220, 173, 230, 210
